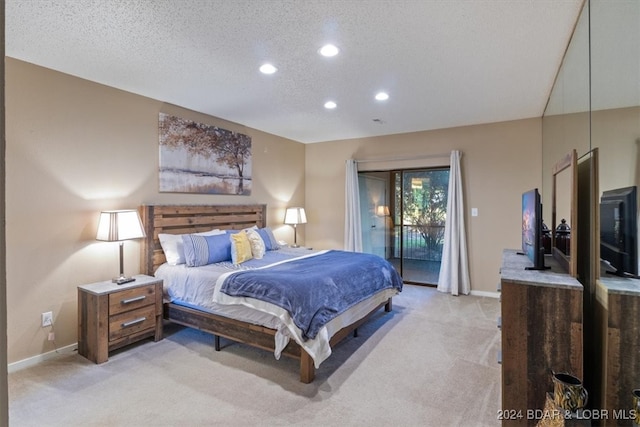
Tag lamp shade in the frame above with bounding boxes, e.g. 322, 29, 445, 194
376, 205, 390, 216
96, 210, 146, 242
284, 207, 307, 225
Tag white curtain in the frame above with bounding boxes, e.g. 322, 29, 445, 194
437, 150, 471, 295
344, 159, 363, 252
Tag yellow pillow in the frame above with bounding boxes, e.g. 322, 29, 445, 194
230, 231, 253, 264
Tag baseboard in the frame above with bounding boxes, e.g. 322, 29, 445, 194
8, 342, 78, 373
470, 290, 500, 299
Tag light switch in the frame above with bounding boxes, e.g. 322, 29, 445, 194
471, 208, 478, 217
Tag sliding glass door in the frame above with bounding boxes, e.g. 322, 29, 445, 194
359, 168, 449, 285
359, 172, 391, 260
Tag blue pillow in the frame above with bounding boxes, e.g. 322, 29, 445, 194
257, 227, 279, 251
182, 233, 231, 267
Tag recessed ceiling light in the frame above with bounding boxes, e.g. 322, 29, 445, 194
259, 63, 277, 74
324, 101, 337, 109
318, 44, 340, 57
375, 92, 389, 101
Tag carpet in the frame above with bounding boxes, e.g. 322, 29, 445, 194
9, 285, 501, 426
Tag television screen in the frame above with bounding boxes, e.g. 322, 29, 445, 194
522, 188, 547, 270
522, 189, 537, 262
600, 185, 638, 277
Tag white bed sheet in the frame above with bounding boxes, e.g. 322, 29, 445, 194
155, 248, 399, 368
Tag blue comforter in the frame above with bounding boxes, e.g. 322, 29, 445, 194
219, 250, 403, 340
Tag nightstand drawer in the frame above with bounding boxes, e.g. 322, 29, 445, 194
109, 284, 155, 315
109, 305, 156, 341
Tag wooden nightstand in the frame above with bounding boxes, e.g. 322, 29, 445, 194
78, 274, 163, 363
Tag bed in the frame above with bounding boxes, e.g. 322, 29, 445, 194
139, 204, 402, 383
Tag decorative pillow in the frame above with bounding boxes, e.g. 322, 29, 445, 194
257, 227, 279, 251
182, 233, 232, 267
159, 229, 224, 265
245, 228, 266, 259
230, 231, 253, 264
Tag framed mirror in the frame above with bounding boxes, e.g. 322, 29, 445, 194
552, 150, 578, 276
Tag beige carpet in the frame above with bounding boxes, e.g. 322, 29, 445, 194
9, 285, 501, 426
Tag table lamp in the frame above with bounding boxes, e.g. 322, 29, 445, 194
284, 207, 307, 248
96, 209, 146, 285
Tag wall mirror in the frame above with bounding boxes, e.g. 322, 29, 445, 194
543, 1, 589, 279
545, 0, 640, 281
541, 0, 640, 415
590, 0, 640, 279
552, 150, 578, 276
542, 1, 590, 235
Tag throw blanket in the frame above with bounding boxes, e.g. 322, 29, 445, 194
216, 250, 403, 341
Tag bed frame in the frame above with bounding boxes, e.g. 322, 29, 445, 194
139, 204, 393, 383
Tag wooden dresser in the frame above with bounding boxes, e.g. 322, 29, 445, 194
500, 249, 583, 426
78, 275, 163, 363
594, 276, 640, 426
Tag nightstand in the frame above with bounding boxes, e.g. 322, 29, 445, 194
78, 274, 163, 363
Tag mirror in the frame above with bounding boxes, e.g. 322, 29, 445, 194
590, 0, 640, 268
552, 150, 578, 276
541, 0, 640, 415
542, 0, 640, 273
542, 2, 590, 267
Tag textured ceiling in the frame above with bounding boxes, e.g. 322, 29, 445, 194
6, 0, 583, 143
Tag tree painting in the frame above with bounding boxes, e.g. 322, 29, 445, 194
158, 113, 252, 195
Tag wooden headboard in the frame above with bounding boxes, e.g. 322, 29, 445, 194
139, 204, 267, 275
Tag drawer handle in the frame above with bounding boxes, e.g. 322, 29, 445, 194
121, 295, 146, 305
122, 317, 146, 328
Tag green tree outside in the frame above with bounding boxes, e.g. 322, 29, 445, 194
394, 169, 449, 261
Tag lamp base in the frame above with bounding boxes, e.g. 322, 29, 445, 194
113, 275, 136, 285
290, 244, 300, 248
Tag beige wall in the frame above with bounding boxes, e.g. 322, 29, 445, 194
541, 106, 640, 246
541, 110, 590, 223
5, 58, 305, 364
305, 118, 543, 294
6, 57, 543, 364
591, 106, 640, 194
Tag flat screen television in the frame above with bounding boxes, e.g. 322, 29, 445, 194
521, 188, 548, 270
600, 185, 638, 278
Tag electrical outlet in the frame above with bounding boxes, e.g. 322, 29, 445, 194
41, 311, 53, 327
48, 332, 55, 341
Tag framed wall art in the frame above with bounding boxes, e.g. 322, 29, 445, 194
158, 113, 252, 195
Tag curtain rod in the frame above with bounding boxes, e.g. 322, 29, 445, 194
355, 152, 450, 163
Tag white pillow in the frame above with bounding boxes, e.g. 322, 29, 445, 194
246, 228, 266, 259
159, 229, 224, 265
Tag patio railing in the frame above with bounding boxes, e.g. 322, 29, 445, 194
393, 224, 445, 261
